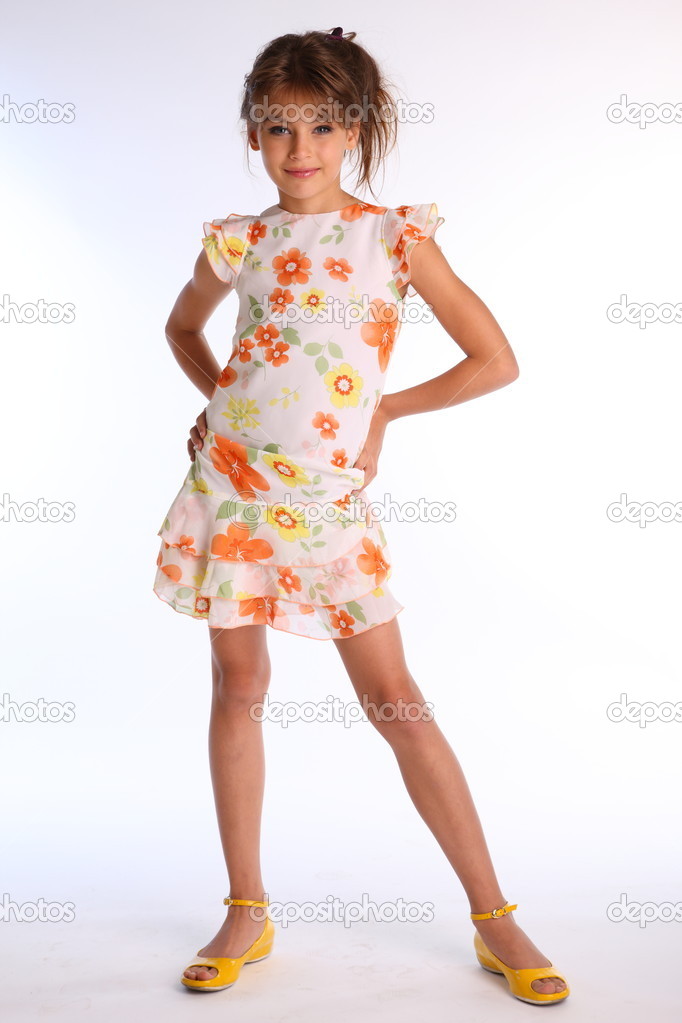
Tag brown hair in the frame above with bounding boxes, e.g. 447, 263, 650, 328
239, 28, 400, 200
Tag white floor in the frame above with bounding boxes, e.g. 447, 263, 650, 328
2, 888, 677, 1021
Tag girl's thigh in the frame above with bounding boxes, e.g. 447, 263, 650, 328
332, 617, 428, 716
208, 622, 271, 689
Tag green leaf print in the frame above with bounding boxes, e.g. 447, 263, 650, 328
327, 341, 343, 358
346, 601, 367, 624
217, 498, 243, 519
315, 355, 329, 374
281, 327, 301, 346
163, 516, 170, 531
217, 581, 234, 598
308, 584, 316, 600
303, 342, 323, 355
262, 442, 281, 453
175, 587, 194, 599
311, 523, 323, 536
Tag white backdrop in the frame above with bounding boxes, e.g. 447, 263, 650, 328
1, 0, 681, 1019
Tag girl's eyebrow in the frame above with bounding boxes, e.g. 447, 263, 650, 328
265, 112, 333, 124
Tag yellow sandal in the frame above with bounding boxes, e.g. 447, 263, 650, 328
471, 901, 570, 1005
181, 896, 274, 992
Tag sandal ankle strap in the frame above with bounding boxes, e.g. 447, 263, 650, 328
223, 896, 269, 907
470, 900, 517, 920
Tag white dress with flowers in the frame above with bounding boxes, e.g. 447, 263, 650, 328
153, 199, 444, 640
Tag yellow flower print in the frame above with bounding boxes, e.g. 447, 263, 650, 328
190, 477, 213, 495
299, 287, 327, 314
222, 396, 261, 431
203, 230, 245, 275
324, 362, 364, 408
262, 452, 311, 487
265, 503, 311, 543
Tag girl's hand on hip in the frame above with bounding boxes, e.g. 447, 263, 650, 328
187, 407, 208, 461
351, 404, 390, 494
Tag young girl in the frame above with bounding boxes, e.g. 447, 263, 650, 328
153, 26, 570, 1005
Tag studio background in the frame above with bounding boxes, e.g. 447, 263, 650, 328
1, 0, 680, 1018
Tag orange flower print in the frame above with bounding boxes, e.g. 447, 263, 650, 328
272, 247, 312, 287
208, 434, 270, 499
247, 220, 267, 245
333, 492, 352, 512
216, 363, 238, 387
329, 608, 356, 636
356, 537, 389, 586
254, 323, 281, 348
340, 203, 372, 222
264, 341, 290, 367
238, 595, 281, 624
269, 287, 295, 315
330, 449, 348, 469
238, 337, 256, 362
169, 535, 196, 556
211, 521, 274, 562
194, 594, 211, 614
160, 563, 182, 582
277, 567, 302, 594
312, 410, 339, 439
360, 298, 399, 373
323, 255, 353, 282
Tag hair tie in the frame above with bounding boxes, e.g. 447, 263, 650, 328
326, 26, 344, 40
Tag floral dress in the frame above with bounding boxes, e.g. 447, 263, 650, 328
153, 200, 444, 640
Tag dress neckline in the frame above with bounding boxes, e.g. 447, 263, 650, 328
273, 201, 362, 217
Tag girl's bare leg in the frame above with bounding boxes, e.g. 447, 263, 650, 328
332, 616, 566, 996
183, 622, 272, 983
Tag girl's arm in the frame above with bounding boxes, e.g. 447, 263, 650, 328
164, 249, 234, 401
379, 239, 519, 424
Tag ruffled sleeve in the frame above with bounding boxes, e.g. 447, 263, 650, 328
383, 203, 445, 299
201, 213, 254, 286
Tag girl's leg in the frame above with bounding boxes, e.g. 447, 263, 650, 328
332, 616, 566, 996
183, 622, 272, 982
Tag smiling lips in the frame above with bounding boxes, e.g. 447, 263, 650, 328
285, 168, 319, 177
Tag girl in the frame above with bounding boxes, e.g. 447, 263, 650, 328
153, 26, 570, 1005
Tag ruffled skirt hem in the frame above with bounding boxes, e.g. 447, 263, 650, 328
152, 572, 405, 640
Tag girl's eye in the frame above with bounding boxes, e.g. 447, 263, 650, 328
268, 124, 333, 135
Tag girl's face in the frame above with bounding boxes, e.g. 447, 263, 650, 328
248, 90, 360, 208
